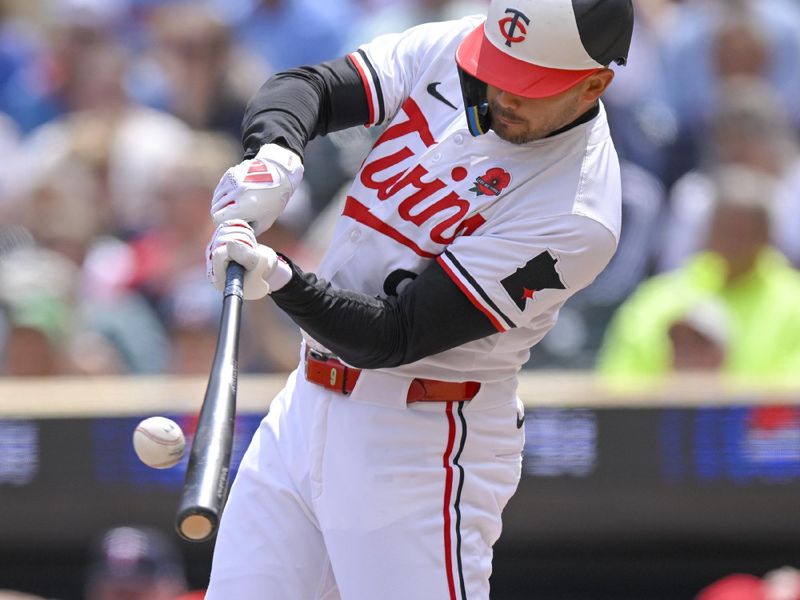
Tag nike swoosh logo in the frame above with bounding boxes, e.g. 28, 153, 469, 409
516, 412, 525, 429
426, 82, 457, 110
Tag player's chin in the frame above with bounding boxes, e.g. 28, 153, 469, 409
491, 123, 536, 145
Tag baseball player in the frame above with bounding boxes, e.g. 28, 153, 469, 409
204, 0, 633, 598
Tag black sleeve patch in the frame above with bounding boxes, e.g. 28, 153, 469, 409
501, 251, 566, 311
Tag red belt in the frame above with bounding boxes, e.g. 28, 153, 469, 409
304, 349, 481, 403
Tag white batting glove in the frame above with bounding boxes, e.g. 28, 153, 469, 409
206, 220, 277, 300
210, 144, 304, 236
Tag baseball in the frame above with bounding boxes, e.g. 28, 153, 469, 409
133, 416, 186, 469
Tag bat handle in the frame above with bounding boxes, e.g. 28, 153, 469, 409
224, 261, 246, 299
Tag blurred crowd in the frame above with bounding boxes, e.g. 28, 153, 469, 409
1, 0, 800, 382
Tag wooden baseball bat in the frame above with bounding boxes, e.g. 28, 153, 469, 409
176, 261, 245, 542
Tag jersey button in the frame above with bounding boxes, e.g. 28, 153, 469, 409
349, 229, 361, 242
431, 152, 442, 162
453, 134, 464, 144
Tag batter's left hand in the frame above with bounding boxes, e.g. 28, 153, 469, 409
206, 220, 277, 300
210, 144, 304, 236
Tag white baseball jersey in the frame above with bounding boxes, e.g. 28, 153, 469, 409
317, 16, 620, 382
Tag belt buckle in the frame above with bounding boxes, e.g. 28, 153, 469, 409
308, 349, 328, 361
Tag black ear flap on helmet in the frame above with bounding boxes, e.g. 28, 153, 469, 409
457, 65, 491, 136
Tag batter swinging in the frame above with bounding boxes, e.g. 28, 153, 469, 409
204, 0, 634, 598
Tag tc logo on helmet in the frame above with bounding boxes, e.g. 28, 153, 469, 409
498, 8, 530, 47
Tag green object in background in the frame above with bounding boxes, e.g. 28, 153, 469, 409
5, 294, 70, 343
597, 248, 800, 378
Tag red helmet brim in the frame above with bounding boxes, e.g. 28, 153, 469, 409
455, 23, 600, 99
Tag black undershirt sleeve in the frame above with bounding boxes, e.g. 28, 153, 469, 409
270, 257, 499, 369
242, 57, 370, 160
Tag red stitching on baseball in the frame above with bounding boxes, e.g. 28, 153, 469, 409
135, 426, 183, 447
147, 456, 184, 468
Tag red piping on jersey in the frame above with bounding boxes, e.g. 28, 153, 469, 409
437, 256, 505, 332
343, 196, 437, 259
442, 402, 458, 600
347, 53, 375, 126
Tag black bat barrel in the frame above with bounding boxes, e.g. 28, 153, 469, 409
176, 262, 245, 542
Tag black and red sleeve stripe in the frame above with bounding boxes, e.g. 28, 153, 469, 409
241, 55, 375, 160
437, 250, 517, 332
347, 49, 386, 127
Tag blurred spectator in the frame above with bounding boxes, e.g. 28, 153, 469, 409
0, 2, 59, 132
0, 241, 154, 376
162, 273, 222, 374
771, 161, 800, 268
12, 34, 193, 235
0, 0, 134, 132
667, 297, 730, 372
13, 153, 106, 264
132, 3, 266, 138
660, 0, 800, 182
597, 165, 800, 379
657, 78, 800, 272
765, 567, 800, 600
79, 243, 171, 374
131, 130, 228, 374
0, 112, 21, 201
2, 296, 70, 376
5, 143, 172, 373
602, 0, 680, 182
697, 566, 800, 600
525, 161, 665, 369
126, 130, 238, 303
0, 245, 79, 376
232, 0, 360, 72
85, 526, 188, 600
697, 573, 767, 600
45, 6, 129, 115
343, 0, 487, 49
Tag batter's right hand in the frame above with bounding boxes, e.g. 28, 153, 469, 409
211, 143, 304, 236
206, 220, 279, 300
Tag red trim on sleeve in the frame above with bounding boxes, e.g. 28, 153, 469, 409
347, 53, 375, 126
437, 256, 505, 332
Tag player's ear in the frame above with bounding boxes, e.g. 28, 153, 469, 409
581, 68, 614, 103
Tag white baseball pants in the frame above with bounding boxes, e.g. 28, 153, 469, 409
205, 366, 524, 599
